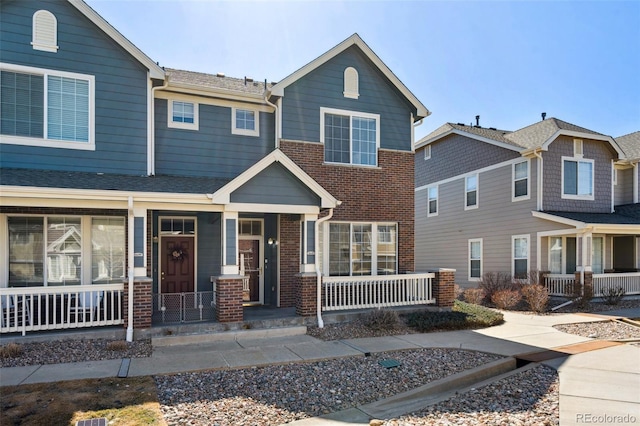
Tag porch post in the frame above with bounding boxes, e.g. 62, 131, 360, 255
217, 211, 243, 322
221, 212, 239, 275
431, 268, 456, 308
296, 215, 318, 317
123, 277, 152, 333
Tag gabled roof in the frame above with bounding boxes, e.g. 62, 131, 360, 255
417, 122, 520, 151
269, 33, 430, 120
165, 68, 271, 99
211, 149, 340, 209
69, 0, 164, 79
616, 131, 640, 160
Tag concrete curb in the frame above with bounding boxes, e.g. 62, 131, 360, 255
152, 325, 308, 346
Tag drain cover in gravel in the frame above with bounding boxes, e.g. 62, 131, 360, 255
76, 418, 107, 426
378, 359, 401, 369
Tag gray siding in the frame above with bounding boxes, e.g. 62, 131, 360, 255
196, 212, 221, 292
542, 136, 617, 212
281, 46, 414, 151
615, 168, 634, 206
154, 100, 274, 178
231, 163, 320, 205
0, 0, 149, 174
415, 135, 520, 187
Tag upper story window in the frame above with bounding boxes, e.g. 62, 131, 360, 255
465, 175, 478, 209
0, 63, 94, 150
343, 67, 359, 99
232, 107, 259, 136
321, 107, 379, 166
32, 10, 58, 53
427, 186, 438, 217
562, 156, 594, 200
168, 100, 198, 130
513, 160, 530, 200
424, 145, 431, 160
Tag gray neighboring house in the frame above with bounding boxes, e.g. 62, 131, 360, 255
414, 117, 640, 293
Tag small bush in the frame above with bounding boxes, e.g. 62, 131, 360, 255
453, 284, 465, 300
106, 340, 128, 352
491, 289, 522, 310
0, 342, 23, 359
463, 288, 485, 305
406, 300, 503, 332
602, 286, 625, 305
362, 308, 401, 331
521, 284, 549, 313
479, 271, 514, 302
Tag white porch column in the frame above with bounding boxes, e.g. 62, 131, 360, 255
300, 214, 318, 273
133, 206, 148, 277
221, 211, 239, 275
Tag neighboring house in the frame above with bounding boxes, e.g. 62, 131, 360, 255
1, 0, 443, 337
415, 117, 640, 294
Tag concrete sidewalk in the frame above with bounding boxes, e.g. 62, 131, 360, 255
1, 308, 639, 426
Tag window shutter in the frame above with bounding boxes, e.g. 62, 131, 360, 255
32, 10, 58, 52
343, 67, 359, 99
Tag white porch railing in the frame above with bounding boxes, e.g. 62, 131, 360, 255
322, 273, 435, 311
544, 274, 575, 296
0, 284, 124, 336
544, 273, 640, 297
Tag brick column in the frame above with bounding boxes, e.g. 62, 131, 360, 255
215, 276, 244, 322
573, 271, 583, 298
432, 268, 455, 308
296, 273, 317, 316
123, 277, 152, 330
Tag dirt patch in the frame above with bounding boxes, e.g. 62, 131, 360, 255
0, 376, 166, 426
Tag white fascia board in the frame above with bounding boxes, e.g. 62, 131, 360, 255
270, 34, 429, 119
415, 129, 523, 152
69, 1, 164, 79
155, 90, 273, 113
162, 83, 267, 105
210, 149, 340, 208
541, 130, 624, 157
532, 211, 586, 227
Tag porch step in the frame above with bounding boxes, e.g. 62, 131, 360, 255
152, 325, 308, 347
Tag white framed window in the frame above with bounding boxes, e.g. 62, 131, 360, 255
549, 236, 563, 274
562, 156, 594, 200
469, 239, 482, 280
320, 107, 380, 167
232, 107, 259, 136
32, 10, 58, 53
513, 160, 530, 201
168, 100, 198, 130
512, 234, 530, 279
326, 222, 397, 276
427, 186, 438, 217
424, 145, 431, 160
465, 174, 478, 209
0, 63, 94, 150
343, 67, 359, 99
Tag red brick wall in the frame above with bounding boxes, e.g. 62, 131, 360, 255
295, 273, 317, 316
123, 278, 152, 329
215, 277, 244, 322
279, 215, 300, 308
433, 270, 455, 308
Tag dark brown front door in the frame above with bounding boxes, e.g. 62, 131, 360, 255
161, 236, 195, 293
240, 239, 260, 303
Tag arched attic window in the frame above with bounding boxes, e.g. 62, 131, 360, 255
343, 67, 359, 99
32, 10, 58, 52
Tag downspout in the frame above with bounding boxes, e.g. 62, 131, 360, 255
264, 88, 279, 149
533, 150, 544, 211
126, 196, 135, 342
149, 79, 169, 175
315, 208, 334, 328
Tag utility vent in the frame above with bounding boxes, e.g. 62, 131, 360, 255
378, 359, 402, 369
76, 418, 107, 426
216, 72, 225, 78
456, 123, 465, 126
574, 139, 584, 157
32, 10, 58, 52
489, 127, 497, 130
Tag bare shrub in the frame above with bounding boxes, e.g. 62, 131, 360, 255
106, 340, 128, 352
479, 271, 514, 302
362, 308, 401, 331
454, 284, 465, 300
463, 288, 485, 305
491, 289, 522, 310
521, 284, 549, 313
0, 342, 23, 359
602, 286, 625, 305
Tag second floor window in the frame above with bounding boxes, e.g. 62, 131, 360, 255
428, 186, 438, 216
465, 175, 478, 209
513, 160, 529, 200
321, 107, 379, 166
563, 157, 594, 199
168, 100, 198, 130
232, 107, 259, 136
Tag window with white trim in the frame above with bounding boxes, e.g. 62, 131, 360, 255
513, 160, 529, 200
0, 63, 94, 149
168, 100, 198, 130
343, 67, 359, 99
424, 145, 431, 160
327, 222, 397, 276
321, 107, 379, 166
32, 10, 58, 52
232, 107, 259, 136
427, 186, 438, 216
465, 175, 478, 209
512, 234, 529, 279
562, 156, 594, 199
469, 239, 482, 280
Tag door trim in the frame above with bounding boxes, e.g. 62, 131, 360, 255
239, 219, 264, 305
158, 216, 197, 296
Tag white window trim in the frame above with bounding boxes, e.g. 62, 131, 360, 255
343, 67, 359, 99
512, 234, 530, 279
464, 174, 479, 210
168, 99, 199, 131
512, 159, 531, 202
468, 238, 483, 281
232, 107, 259, 137
427, 185, 438, 217
561, 156, 595, 200
424, 145, 431, 160
32, 10, 58, 53
320, 107, 380, 167
573, 139, 583, 157
0, 62, 95, 150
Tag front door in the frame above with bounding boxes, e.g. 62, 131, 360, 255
161, 236, 195, 293
239, 239, 262, 304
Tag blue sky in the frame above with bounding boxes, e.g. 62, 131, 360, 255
87, 0, 640, 140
